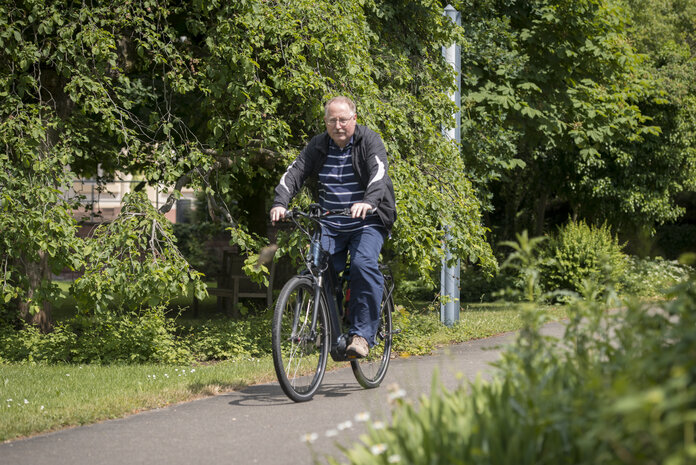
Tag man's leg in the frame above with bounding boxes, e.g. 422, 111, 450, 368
347, 227, 385, 347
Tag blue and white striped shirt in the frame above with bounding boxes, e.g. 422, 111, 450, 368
319, 139, 382, 232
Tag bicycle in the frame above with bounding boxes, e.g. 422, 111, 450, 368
271, 203, 397, 402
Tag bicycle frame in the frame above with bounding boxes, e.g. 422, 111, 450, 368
289, 204, 391, 362
273, 203, 396, 401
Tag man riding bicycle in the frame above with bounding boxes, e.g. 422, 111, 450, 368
270, 96, 396, 358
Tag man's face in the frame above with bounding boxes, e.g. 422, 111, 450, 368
324, 101, 356, 148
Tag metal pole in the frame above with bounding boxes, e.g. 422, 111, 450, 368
440, 5, 461, 326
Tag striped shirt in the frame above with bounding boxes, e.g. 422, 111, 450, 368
319, 139, 382, 232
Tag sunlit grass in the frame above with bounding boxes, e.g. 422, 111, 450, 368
0, 301, 568, 442
0, 358, 276, 442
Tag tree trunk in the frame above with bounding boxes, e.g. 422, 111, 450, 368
502, 181, 524, 240
534, 190, 548, 236
18, 251, 53, 333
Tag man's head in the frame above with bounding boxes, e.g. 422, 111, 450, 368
324, 96, 357, 148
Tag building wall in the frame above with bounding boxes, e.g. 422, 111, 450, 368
71, 174, 195, 224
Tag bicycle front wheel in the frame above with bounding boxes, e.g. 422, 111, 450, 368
272, 275, 330, 402
351, 287, 393, 389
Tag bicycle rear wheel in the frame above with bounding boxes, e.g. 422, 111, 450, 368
351, 287, 393, 389
272, 276, 330, 402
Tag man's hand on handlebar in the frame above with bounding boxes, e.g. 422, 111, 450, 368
270, 206, 287, 224
350, 202, 374, 219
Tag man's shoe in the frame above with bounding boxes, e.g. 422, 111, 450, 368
346, 335, 369, 358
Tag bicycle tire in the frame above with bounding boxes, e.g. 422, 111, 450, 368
272, 275, 330, 402
351, 286, 393, 389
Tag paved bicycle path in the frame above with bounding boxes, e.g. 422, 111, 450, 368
1, 322, 565, 465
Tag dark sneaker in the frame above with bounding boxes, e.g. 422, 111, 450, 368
346, 335, 369, 358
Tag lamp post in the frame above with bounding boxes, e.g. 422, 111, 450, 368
440, 4, 461, 326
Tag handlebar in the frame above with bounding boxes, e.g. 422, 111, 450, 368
284, 204, 376, 221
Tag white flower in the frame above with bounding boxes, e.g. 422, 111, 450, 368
370, 443, 387, 455
40, 405, 45, 411
6, 399, 12, 402
354, 411, 370, 422
387, 454, 401, 463
190, 369, 196, 373
387, 388, 406, 403
301, 432, 318, 444
325, 429, 338, 438
65, 373, 70, 377
24, 399, 29, 404
371, 421, 386, 430
337, 420, 353, 431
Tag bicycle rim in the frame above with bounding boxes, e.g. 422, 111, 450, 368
351, 291, 393, 389
272, 276, 329, 402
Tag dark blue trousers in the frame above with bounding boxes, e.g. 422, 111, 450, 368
321, 226, 385, 346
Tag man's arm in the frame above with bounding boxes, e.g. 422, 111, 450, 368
271, 137, 321, 214
360, 129, 390, 209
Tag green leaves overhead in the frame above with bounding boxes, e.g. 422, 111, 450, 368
2, 0, 498, 321
458, 0, 696, 236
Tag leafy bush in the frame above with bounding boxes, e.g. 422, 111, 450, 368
332, 269, 696, 465
500, 231, 550, 302
541, 220, 627, 295
0, 308, 192, 364
390, 305, 440, 356
621, 256, 693, 297
69, 309, 192, 364
0, 324, 77, 364
0, 308, 280, 364
177, 313, 273, 361
396, 278, 437, 302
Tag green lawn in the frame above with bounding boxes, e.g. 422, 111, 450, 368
0, 301, 567, 443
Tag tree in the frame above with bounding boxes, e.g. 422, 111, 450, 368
0, 0, 496, 329
456, 0, 693, 239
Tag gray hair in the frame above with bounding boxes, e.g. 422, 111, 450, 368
324, 96, 356, 117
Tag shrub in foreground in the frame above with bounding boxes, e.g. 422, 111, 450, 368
332, 272, 696, 464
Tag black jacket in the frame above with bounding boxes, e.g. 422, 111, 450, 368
272, 125, 397, 232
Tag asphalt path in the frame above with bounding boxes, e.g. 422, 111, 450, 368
1, 322, 565, 465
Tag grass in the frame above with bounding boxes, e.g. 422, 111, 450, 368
0, 358, 278, 441
0, 301, 568, 443
393, 301, 568, 355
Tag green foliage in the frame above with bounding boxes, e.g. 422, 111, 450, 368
458, 0, 695, 238
1, 0, 497, 323
177, 313, 273, 361
333, 271, 696, 465
71, 192, 206, 314
500, 231, 549, 302
0, 104, 81, 324
0, 307, 191, 364
542, 220, 628, 295
621, 256, 693, 297
390, 305, 440, 356
0, 309, 278, 364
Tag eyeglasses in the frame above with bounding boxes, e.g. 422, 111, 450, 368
325, 115, 355, 126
